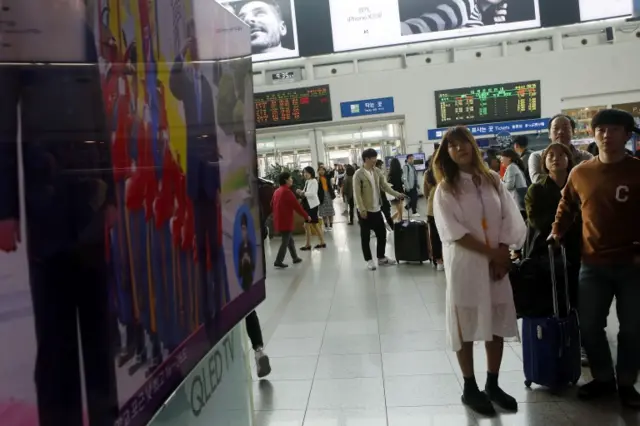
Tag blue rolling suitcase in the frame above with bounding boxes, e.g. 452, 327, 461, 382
522, 245, 581, 390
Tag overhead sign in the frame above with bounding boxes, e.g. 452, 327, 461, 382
340, 97, 395, 118
428, 118, 550, 140
255, 85, 333, 129
435, 81, 541, 128
328, 0, 540, 53
268, 69, 302, 85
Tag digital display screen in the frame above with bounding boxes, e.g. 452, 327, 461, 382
579, 0, 632, 21
255, 85, 333, 129
328, 0, 540, 53
435, 80, 541, 128
217, 0, 300, 62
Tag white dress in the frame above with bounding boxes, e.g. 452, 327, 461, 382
433, 171, 527, 352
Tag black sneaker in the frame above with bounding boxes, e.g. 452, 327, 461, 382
619, 385, 640, 409
300, 246, 312, 251
292, 258, 303, 264
577, 379, 617, 400
461, 389, 496, 416
485, 386, 518, 411
274, 262, 289, 269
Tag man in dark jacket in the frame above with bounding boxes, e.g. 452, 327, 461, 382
513, 135, 533, 185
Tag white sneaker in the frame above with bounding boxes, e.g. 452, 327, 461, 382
413, 212, 421, 218
367, 260, 377, 270
436, 263, 444, 271
255, 349, 272, 378
378, 257, 397, 267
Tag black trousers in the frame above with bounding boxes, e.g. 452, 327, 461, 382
427, 215, 442, 261
29, 244, 118, 426
407, 187, 418, 214
347, 197, 354, 223
275, 231, 298, 264
358, 211, 387, 261
245, 310, 264, 350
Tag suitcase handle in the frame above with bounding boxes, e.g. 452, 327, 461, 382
547, 244, 571, 318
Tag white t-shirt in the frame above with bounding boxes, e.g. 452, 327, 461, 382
364, 168, 381, 212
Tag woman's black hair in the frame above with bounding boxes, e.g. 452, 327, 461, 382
278, 171, 291, 186
241, 213, 248, 227
388, 157, 402, 179
303, 166, 316, 178
500, 148, 526, 174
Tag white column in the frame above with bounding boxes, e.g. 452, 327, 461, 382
310, 129, 325, 167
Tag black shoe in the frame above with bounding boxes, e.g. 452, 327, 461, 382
300, 246, 312, 251
619, 385, 640, 409
485, 386, 518, 411
274, 262, 289, 269
461, 389, 496, 416
577, 379, 617, 400
348, 222, 353, 225
292, 258, 303, 264
314, 243, 326, 249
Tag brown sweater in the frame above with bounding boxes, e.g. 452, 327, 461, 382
552, 155, 640, 265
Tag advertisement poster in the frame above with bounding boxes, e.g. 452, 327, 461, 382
0, 1, 265, 426
579, 0, 632, 21
329, 0, 540, 52
217, 0, 300, 62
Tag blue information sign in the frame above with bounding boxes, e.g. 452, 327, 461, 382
340, 97, 395, 118
427, 118, 550, 140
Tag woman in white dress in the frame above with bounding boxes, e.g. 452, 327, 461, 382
432, 126, 527, 416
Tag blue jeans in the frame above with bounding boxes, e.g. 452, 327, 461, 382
579, 263, 640, 385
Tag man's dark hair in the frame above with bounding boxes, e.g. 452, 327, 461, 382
361, 148, 378, 161
512, 135, 529, 149
345, 164, 355, 176
236, 0, 282, 19
406, 154, 414, 160
548, 114, 577, 131
278, 171, 291, 186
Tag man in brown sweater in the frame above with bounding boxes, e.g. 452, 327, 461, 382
550, 109, 640, 408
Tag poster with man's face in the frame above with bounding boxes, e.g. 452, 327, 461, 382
218, 0, 299, 62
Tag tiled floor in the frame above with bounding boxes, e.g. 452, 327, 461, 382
252, 206, 639, 426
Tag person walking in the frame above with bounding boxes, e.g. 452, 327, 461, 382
297, 167, 326, 250
317, 165, 336, 230
423, 154, 444, 271
387, 157, 405, 223
272, 172, 310, 268
342, 165, 356, 225
403, 154, 420, 217
376, 159, 395, 230
353, 149, 404, 270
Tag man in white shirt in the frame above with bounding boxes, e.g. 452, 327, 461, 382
353, 149, 404, 270
403, 154, 419, 217
528, 114, 593, 184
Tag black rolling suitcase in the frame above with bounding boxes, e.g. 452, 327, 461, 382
394, 210, 429, 263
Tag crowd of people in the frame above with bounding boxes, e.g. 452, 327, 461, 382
267, 108, 640, 417
432, 109, 639, 416
269, 153, 447, 271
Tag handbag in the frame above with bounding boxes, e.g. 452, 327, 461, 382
510, 228, 571, 318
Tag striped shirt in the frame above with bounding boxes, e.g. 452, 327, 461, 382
402, 0, 484, 34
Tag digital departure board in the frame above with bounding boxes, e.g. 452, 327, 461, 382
435, 81, 541, 128
255, 85, 333, 129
